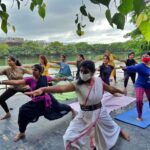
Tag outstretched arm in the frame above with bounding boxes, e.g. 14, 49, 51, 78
0, 79, 26, 86
23, 65, 32, 68
103, 82, 125, 95
120, 65, 138, 73
67, 61, 77, 66
51, 77, 67, 82
49, 63, 60, 68
25, 83, 75, 97
49, 61, 60, 64
23, 68, 32, 74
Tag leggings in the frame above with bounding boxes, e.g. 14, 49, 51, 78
0, 88, 29, 113
124, 72, 136, 88
135, 88, 150, 118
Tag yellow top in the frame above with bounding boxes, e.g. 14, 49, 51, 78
42, 63, 59, 76
109, 54, 117, 67
42, 64, 51, 76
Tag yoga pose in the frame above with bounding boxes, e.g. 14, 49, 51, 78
24, 55, 59, 76
39, 55, 59, 76
97, 55, 114, 85
67, 54, 85, 79
121, 52, 150, 121
0, 64, 74, 142
105, 50, 117, 83
118, 52, 137, 93
0, 56, 31, 120
50, 55, 73, 80
26, 60, 129, 150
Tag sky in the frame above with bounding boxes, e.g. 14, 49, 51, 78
0, 0, 135, 44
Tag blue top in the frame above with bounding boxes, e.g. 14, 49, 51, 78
127, 63, 150, 89
99, 64, 114, 85
58, 62, 72, 77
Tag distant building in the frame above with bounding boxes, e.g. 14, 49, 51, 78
0, 37, 24, 46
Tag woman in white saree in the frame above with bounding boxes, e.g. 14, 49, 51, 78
26, 60, 129, 150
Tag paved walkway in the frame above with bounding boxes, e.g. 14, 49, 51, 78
0, 80, 150, 150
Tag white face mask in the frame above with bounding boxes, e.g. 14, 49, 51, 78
80, 72, 92, 81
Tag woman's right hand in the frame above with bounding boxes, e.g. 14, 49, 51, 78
25, 88, 43, 97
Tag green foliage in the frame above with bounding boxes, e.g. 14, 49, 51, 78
90, 0, 111, 7
0, 43, 9, 55
133, 0, 146, 14
80, 5, 87, 16
76, 23, 84, 36
128, 6, 150, 41
38, 3, 46, 19
139, 21, 150, 41
0, 0, 149, 44
77, 0, 149, 41
112, 13, 125, 29
45, 41, 65, 55
118, 0, 134, 15
0, 39, 148, 58
0, 0, 46, 34
105, 9, 113, 27
88, 13, 95, 22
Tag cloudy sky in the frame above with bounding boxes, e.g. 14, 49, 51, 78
0, 0, 135, 44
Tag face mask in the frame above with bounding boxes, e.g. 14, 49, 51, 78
80, 72, 92, 81
142, 57, 150, 63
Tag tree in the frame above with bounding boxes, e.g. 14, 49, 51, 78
45, 41, 65, 55
63, 44, 77, 55
0, 0, 46, 33
0, 43, 9, 57
77, 0, 150, 42
22, 41, 44, 56
0, 0, 150, 42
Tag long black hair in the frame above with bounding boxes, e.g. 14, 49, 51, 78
78, 54, 85, 60
32, 64, 44, 74
128, 52, 135, 57
8, 56, 22, 66
77, 60, 95, 85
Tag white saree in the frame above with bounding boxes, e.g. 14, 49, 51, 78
63, 77, 120, 150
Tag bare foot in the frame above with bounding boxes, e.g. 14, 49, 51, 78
136, 117, 143, 121
0, 113, 11, 120
120, 130, 130, 141
14, 133, 25, 142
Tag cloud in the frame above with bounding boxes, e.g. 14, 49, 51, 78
0, 0, 135, 44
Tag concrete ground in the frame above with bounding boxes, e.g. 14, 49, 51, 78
0, 80, 150, 150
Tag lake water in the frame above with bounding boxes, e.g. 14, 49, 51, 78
0, 54, 97, 66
